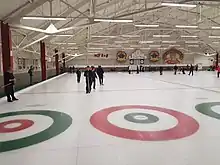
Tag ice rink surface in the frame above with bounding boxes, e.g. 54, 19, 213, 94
1, 71, 220, 165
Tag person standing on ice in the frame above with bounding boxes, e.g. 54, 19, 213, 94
84, 66, 92, 94
188, 64, 194, 76
217, 66, 220, 78
91, 66, 97, 89
96, 65, 104, 85
76, 68, 81, 83
174, 65, 178, 75
159, 66, 163, 75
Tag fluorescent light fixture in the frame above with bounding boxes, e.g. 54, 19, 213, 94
185, 41, 199, 44
161, 3, 196, 8
212, 27, 220, 29
139, 41, 154, 44
23, 16, 67, 21
94, 18, 133, 23
188, 45, 199, 47
115, 41, 129, 43
169, 45, 181, 47
53, 42, 76, 45
52, 34, 74, 37
153, 35, 170, 38
181, 35, 198, 38
92, 35, 117, 38
149, 45, 161, 47
122, 35, 140, 38
67, 47, 78, 50
88, 51, 101, 53
123, 48, 134, 49
89, 43, 108, 46
213, 41, 220, 44
162, 41, 176, 43
130, 45, 140, 47
88, 48, 103, 50
135, 24, 159, 27
209, 36, 220, 38
176, 25, 198, 28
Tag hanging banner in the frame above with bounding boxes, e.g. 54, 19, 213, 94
130, 49, 146, 59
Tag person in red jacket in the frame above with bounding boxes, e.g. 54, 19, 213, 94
217, 66, 220, 78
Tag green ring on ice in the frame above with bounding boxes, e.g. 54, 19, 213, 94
0, 110, 72, 153
195, 102, 220, 120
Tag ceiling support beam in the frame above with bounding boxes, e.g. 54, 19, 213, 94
5, 0, 51, 23
60, 0, 90, 19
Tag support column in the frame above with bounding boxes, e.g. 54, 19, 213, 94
54, 49, 59, 75
216, 52, 219, 68
40, 41, 46, 81
1, 21, 13, 73
62, 53, 65, 71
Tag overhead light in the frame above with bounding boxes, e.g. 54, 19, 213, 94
94, 18, 133, 23
88, 48, 103, 50
209, 36, 220, 38
53, 42, 76, 45
153, 35, 170, 38
67, 47, 78, 50
130, 45, 140, 47
92, 35, 117, 38
162, 41, 176, 43
181, 35, 198, 38
161, 3, 196, 8
122, 35, 140, 38
169, 45, 181, 47
88, 51, 101, 53
22, 16, 67, 21
176, 25, 198, 28
149, 45, 161, 47
135, 24, 159, 27
188, 45, 199, 47
89, 43, 108, 46
139, 41, 154, 44
115, 41, 129, 43
185, 41, 199, 43
212, 27, 220, 29
122, 48, 134, 49
213, 41, 220, 44
52, 34, 74, 37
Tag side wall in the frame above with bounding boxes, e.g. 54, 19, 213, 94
66, 49, 195, 66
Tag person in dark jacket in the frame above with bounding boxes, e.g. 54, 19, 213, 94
189, 64, 194, 76
159, 66, 163, 75
174, 65, 178, 75
76, 68, 81, 83
182, 67, 186, 74
28, 65, 34, 85
91, 66, 97, 89
4, 67, 18, 102
84, 66, 93, 94
96, 65, 104, 85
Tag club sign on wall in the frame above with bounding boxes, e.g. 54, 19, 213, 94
116, 51, 128, 63
163, 48, 184, 64
149, 51, 160, 62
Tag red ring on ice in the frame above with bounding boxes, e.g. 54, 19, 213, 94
0, 119, 34, 133
90, 105, 199, 141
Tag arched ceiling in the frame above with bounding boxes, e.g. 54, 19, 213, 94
1, 0, 220, 59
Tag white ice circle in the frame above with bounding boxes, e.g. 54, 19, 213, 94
133, 115, 148, 120
0, 114, 53, 142
4, 123, 22, 129
107, 108, 178, 131
211, 105, 220, 114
